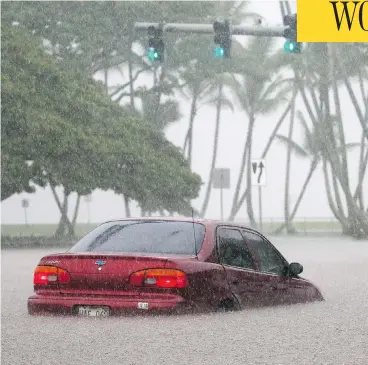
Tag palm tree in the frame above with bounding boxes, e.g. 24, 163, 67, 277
273, 14, 368, 237
178, 60, 223, 168
199, 75, 235, 218
306, 43, 368, 237
228, 37, 290, 226
175, 1, 256, 167
274, 112, 328, 233
275, 111, 366, 235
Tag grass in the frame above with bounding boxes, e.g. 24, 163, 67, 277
1, 223, 99, 237
1, 219, 342, 237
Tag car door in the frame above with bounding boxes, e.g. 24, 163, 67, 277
216, 227, 259, 308
241, 230, 292, 306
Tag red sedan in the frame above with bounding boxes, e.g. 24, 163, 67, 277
28, 218, 324, 316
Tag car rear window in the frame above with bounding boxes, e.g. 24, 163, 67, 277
69, 220, 206, 255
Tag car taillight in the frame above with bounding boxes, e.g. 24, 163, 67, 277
129, 269, 188, 289
34, 266, 71, 285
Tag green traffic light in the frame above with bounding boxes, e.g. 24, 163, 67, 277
214, 46, 225, 58
284, 40, 295, 52
148, 47, 160, 61
283, 40, 301, 54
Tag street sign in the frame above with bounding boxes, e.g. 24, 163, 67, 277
212, 168, 230, 221
251, 159, 267, 187
21, 199, 29, 226
21, 199, 29, 208
212, 168, 230, 189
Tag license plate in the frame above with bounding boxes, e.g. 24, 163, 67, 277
77, 306, 110, 317
137, 302, 149, 310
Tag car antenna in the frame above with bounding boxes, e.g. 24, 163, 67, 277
191, 207, 198, 259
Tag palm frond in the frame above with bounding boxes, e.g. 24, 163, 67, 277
344, 142, 367, 151
204, 95, 235, 113
275, 134, 309, 158
297, 111, 312, 141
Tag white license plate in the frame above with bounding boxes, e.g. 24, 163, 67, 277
77, 306, 110, 317
137, 302, 149, 310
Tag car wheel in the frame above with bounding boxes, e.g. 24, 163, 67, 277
218, 299, 237, 312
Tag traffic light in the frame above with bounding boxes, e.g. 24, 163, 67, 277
283, 14, 302, 53
147, 25, 164, 62
213, 20, 231, 58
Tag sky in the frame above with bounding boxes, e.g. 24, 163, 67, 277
1, 1, 367, 224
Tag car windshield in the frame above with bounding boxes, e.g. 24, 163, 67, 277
68, 220, 206, 255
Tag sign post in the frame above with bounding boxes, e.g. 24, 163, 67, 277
212, 168, 230, 221
21, 199, 29, 226
251, 159, 267, 232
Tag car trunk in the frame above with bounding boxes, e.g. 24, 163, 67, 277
38, 253, 194, 296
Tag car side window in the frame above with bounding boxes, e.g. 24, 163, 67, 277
242, 231, 287, 276
217, 228, 255, 270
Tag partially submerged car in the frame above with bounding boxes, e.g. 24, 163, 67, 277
28, 218, 324, 316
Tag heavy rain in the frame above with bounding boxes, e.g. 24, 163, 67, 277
1, 1, 368, 365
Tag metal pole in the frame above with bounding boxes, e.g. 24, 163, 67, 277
258, 186, 263, 232
220, 172, 224, 221
134, 22, 287, 38
24, 207, 28, 226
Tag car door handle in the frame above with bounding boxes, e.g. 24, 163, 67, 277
232, 280, 239, 285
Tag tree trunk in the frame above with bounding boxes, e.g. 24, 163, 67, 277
274, 158, 319, 234
284, 90, 297, 233
229, 115, 255, 220
200, 82, 223, 218
124, 194, 131, 217
354, 145, 368, 209
323, 158, 346, 226
152, 66, 166, 127
70, 193, 81, 237
121, 31, 136, 214
183, 129, 190, 156
187, 90, 198, 167
127, 25, 136, 110
55, 193, 68, 238
104, 69, 108, 95
342, 76, 368, 141
51, 186, 74, 238
245, 113, 257, 227
330, 163, 346, 219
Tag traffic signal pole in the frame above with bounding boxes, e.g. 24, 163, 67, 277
134, 22, 287, 38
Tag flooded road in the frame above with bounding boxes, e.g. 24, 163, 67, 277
2, 237, 368, 365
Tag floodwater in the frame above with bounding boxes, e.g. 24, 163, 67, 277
2, 237, 368, 365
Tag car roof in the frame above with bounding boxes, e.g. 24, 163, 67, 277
102, 216, 252, 229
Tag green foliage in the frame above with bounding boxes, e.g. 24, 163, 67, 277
1, 1, 219, 73
1, 24, 201, 212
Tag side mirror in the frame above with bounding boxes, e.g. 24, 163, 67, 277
288, 262, 303, 276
